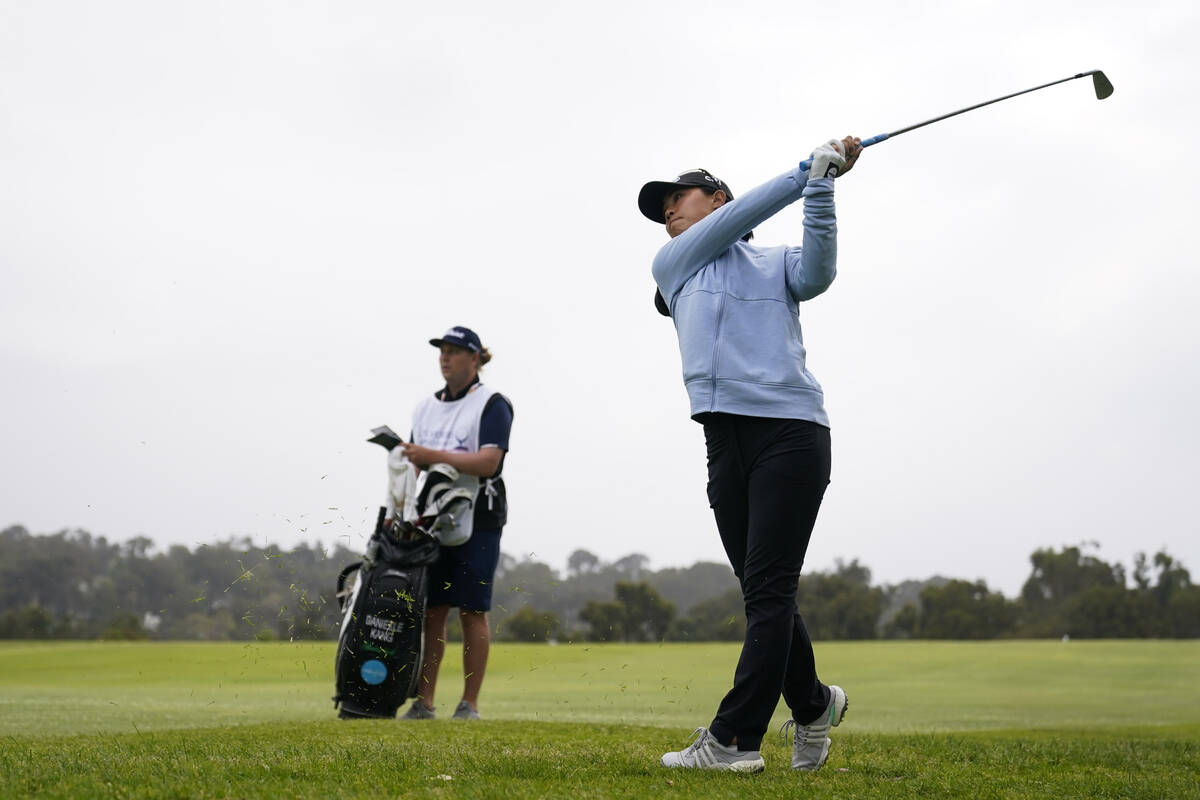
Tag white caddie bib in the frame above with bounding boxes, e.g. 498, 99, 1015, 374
409, 383, 497, 545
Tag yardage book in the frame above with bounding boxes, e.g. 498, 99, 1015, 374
367, 425, 404, 451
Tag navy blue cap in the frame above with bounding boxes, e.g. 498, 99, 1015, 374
429, 326, 482, 353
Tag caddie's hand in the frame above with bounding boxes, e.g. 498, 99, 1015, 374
401, 442, 436, 468
839, 135, 863, 176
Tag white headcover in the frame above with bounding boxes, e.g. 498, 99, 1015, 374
412, 463, 475, 546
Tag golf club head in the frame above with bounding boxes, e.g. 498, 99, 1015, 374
1090, 70, 1114, 99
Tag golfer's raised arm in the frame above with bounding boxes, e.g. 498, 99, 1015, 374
784, 178, 838, 302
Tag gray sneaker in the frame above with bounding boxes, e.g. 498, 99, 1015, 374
452, 701, 481, 720
661, 727, 765, 773
781, 685, 848, 771
401, 702, 436, 720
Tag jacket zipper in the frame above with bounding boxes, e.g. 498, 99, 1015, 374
709, 290, 725, 411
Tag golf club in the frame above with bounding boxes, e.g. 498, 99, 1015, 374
802, 69, 1114, 170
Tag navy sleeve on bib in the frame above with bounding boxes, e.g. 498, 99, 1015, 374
479, 394, 513, 451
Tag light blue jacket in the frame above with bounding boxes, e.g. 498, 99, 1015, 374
651, 167, 837, 425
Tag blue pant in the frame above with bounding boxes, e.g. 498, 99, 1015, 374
427, 527, 503, 612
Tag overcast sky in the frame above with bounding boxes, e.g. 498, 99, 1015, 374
2, 0, 1197, 596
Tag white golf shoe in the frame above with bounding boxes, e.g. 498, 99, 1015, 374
781, 684, 848, 771
660, 727, 765, 773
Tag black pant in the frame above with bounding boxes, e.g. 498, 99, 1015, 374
702, 414, 832, 751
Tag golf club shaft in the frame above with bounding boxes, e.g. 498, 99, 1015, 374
799, 71, 1108, 170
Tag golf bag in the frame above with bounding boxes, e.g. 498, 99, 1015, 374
332, 509, 439, 719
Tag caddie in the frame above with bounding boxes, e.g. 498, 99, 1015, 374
388, 325, 513, 721
638, 137, 862, 772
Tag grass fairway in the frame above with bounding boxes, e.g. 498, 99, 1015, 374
1, 640, 1198, 798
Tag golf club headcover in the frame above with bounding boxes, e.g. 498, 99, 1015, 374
412, 463, 475, 545
413, 463, 459, 518
808, 139, 847, 179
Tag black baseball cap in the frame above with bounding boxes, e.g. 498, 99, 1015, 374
638, 168, 735, 224
429, 326, 482, 353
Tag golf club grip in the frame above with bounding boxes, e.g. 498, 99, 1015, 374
798, 133, 888, 171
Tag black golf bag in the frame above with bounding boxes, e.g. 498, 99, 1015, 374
332, 509, 440, 719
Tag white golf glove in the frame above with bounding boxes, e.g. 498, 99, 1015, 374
808, 139, 847, 179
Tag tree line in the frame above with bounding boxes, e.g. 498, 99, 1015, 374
1, 525, 1197, 642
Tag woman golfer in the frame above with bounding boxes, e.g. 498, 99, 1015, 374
638, 137, 862, 772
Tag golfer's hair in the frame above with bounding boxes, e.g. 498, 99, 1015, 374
478, 347, 493, 368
